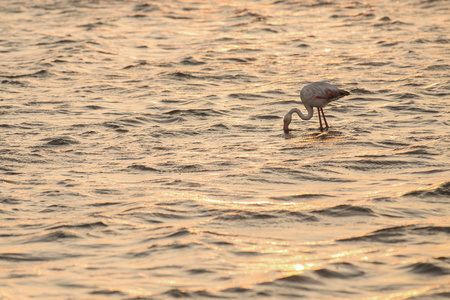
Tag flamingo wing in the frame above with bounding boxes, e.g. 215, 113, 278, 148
304, 82, 349, 104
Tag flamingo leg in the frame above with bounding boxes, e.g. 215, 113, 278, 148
317, 107, 323, 130
321, 107, 329, 129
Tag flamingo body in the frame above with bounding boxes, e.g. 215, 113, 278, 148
283, 81, 349, 132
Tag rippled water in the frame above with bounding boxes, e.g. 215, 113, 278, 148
1, 0, 449, 299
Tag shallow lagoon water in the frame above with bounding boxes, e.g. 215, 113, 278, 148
1, 0, 449, 298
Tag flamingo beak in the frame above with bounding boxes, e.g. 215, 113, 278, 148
283, 122, 290, 133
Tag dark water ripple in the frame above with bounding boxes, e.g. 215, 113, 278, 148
403, 181, 450, 198
338, 224, 450, 244
312, 204, 376, 217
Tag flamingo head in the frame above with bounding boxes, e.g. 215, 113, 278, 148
283, 114, 291, 133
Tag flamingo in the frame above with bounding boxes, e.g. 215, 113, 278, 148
283, 81, 350, 132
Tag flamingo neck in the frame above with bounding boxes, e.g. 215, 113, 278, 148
288, 106, 313, 120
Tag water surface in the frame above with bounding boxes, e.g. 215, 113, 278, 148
1, 0, 449, 298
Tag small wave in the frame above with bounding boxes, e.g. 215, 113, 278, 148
312, 204, 376, 217
396, 148, 437, 156
234, 8, 264, 19
351, 88, 374, 94
356, 61, 391, 66
0, 155, 45, 165
266, 167, 354, 183
372, 16, 411, 27
90, 290, 127, 296
414, 38, 431, 43
133, 3, 161, 12
286, 211, 319, 222
180, 56, 206, 65
270, 193, 331, 201
187, 268, 214, 275
0, 197, 21, 205
411, 168, 447, 175
391, 92, 420, 99
383, 104, 439, 113
101, 121, 129, 133
164, 108, 224, 117
83, 105, 104, 110
435, 38, 450, 44
0, 208, 14, 215
0, 253, 49, 262
164, 71, 197, 79
212, 74, 258, 81
126, 164, 159, 172
275, 274, 321, 285
233, 250, 263, 257
263, 89, 286, 95
1, 79, 28, 86
41, 137, 80, 146
341, 158, 414, 171
403, 262, 449, 276
403, 181, 450, 198
164, 229, 191, 239
349, 96, 386, 102
145, 114, 184, 124
122, 61, 148, 69
48, 222, 107, 231
314, 263, 365, 279
90, 201, 122, 207
252, 114, 281, 120
224, 287, 256, 297
413, 37, 448, 45
228, 93, 271, 100
77, 21, 118, 29
219, 57, 257, 63
119, 208, 192, 223
165, 14, 193, 20
117, 117, 148, 126
164, 179, 202, 188
339, 225, 450, 244
174, 164, 206, 173
208, 123, 229, 130
215, 211, 277, 221
214, 210, 318, 223
127, 13, 147, 18
93, 189, 122, 195
26, 230, 81, 243
339, 226, 408, 243
55, 39, 78, 44
424, 64, 450, 71
376, 40, 399, 47
163, 289, 191, 298
291, 0, 331, 7
0, 70, 55, 79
